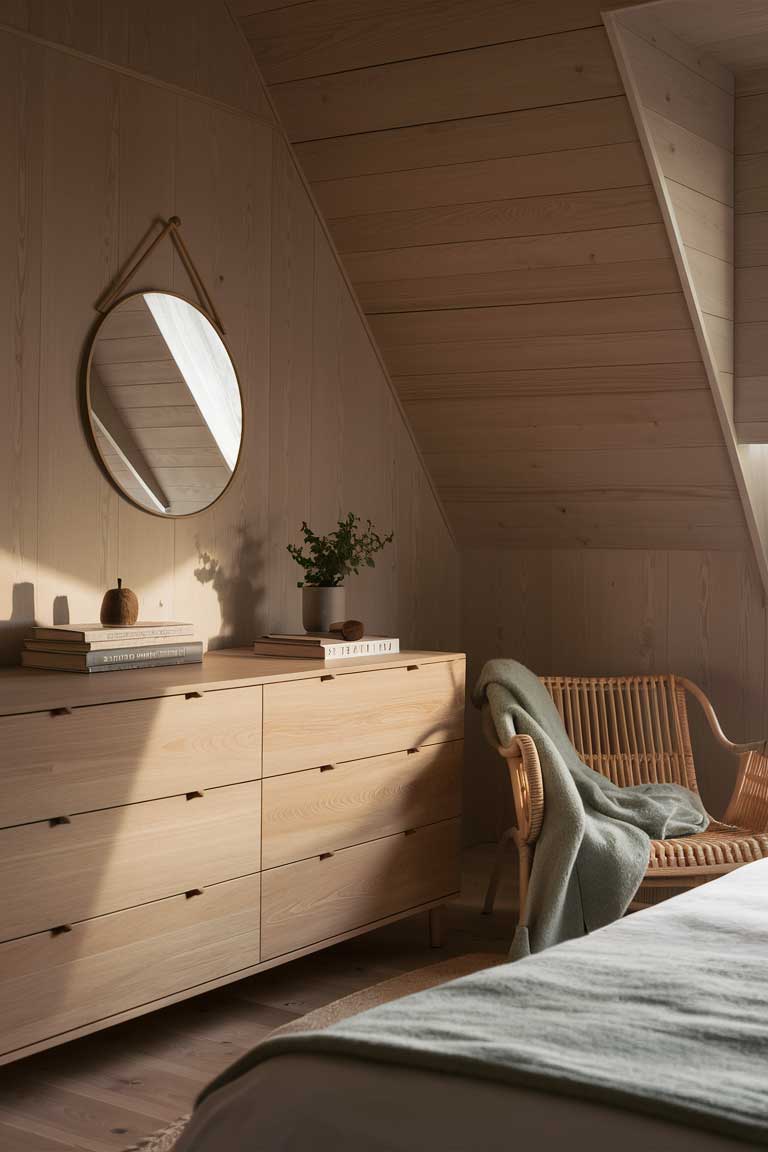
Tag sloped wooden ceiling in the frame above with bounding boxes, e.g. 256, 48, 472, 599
234, 0, 752, 552
646, 0, 768, 70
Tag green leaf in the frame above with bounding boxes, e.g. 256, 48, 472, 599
286, 513, 393, 586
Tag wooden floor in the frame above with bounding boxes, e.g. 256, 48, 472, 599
0, 847, 514, 1152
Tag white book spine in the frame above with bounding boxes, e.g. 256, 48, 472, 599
323, 638, 400, 660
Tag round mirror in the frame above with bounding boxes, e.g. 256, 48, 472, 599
84, 292, 243, 517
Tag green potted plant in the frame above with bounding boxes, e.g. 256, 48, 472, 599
287, 513, 394, 632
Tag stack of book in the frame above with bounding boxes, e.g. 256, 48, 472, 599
253, 634, 399, 661
22, 622, 202, 673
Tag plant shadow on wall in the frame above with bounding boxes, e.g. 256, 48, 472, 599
194, 527, 266, 649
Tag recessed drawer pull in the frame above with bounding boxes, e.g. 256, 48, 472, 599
319, 851, 334, 861
49, 815, 71, 827
50, 706, 72, 717
320, 674, 335, 683
407, 747, 420, 755
185, 790, 205, 801
185, 690, 204, 700
406, 665, 419, 672
404, 828, 418, 836
185, 888, 204, 899
50, 924, 73, 936
319, 763, 336, 772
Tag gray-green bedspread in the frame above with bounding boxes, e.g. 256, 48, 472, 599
200, 862, 768, 1146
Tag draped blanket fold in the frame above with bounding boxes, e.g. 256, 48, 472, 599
473, 659, 709, 957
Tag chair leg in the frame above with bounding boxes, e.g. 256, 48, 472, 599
483, 827, 514, 916
517, 842, 531, 927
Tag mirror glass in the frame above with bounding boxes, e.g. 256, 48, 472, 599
85, 292, 242, 516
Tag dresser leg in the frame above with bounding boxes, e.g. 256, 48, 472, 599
429, 906, 443, 948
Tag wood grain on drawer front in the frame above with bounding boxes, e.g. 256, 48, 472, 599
0, 687, 262, 829
0, 874, 261, 1058
262, 741, 463, 869
261, 818, 461, 960
262, 659, 465, 776
0, 781, 261, 941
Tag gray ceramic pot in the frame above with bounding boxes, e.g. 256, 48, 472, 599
302, 586, 346, 633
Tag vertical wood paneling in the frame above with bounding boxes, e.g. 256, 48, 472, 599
462, 548, 552, 841
36, 47, 120, 629
1, 0, 273, 120
115, 76, 177, 621
0, 35, 42, 662
309, 229, 345, 530
463, 546, 767, 843
667, 551, 766, 815
391, 418, 420, 649
0, 0, 102, 55
267, 137, 314, 633
558, 550, 669, 677
0, 16, 459, 664
339, 301, 397, 633
171, 99, 272, 648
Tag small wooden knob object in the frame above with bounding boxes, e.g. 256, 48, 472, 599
329, 619, 365, 642
100, 578, 139, 626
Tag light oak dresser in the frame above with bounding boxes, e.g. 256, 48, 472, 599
0, 648, 465, 1064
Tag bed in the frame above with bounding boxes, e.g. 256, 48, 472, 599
176, 860, 768, 1151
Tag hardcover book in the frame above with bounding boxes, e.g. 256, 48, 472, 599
21, 642, 203, 673
30, 622, 194, 644
24, 634, 195, 652
253, 635, 399, 660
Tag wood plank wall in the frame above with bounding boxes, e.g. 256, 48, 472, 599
0, 3, 459, 665
241, 0, 751, 552
235, 0, 768, 843
735, 67, 768, 435
462, 546, 768, 843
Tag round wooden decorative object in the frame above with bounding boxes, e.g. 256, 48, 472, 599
329, 618, 365, 642
100, 578, 139, 626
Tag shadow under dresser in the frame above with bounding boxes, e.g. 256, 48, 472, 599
0, 648, 465, 1064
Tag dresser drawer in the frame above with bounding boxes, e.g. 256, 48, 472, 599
0, 686, 262, 828
0, 781, 261, 941
0, 873, 261, 1059
262, 741, 463, 869
262, 659, 465, 776
261, 818, 461, 960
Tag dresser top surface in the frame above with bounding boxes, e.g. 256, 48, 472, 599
0, 648, 466, 716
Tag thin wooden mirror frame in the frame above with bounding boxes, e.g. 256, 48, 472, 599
82, 290, 245, 520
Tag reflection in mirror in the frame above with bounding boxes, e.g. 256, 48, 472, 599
86, 292, 242, 516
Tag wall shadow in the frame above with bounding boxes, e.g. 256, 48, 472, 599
194, 527, 266, 650
0, 582, 36, 666
53, 595, 70, 625
0, 586, 74, 666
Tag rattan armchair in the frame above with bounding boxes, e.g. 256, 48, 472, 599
483, 674, 768, 921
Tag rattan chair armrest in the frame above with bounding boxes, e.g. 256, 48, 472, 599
725, 747, 768, 830
496, 734, 544, 845
680, 677, 768, 758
